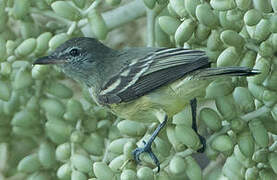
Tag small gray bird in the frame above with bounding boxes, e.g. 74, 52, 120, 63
34, 37, 258, 172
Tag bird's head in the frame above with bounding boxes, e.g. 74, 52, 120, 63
33, 37, 114, 84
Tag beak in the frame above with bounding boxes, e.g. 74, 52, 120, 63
33, 56, 66, 65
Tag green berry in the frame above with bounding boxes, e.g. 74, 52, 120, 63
71, 154, 93, 173
51, 1, 81, 21
93, 162, 114, 180
159, 16, 181, 35
88, 10, 108, 40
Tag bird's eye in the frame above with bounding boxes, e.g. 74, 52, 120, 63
69, 48, 80, 57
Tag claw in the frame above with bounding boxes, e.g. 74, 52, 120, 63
132, 148, 142, 163
148, 150, 160, 172
132, 145, 160, 172
142, 140, 146, 145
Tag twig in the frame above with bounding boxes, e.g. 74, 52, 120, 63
241, 105, 271, 122
203, 155, 225, 177
146, 8, 155, 47
82, 0, 102, 16
80, 0, 146, 36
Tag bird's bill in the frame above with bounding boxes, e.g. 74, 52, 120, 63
33, 56, 66, 65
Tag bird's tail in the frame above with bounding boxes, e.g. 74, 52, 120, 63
197, 67, 260, 78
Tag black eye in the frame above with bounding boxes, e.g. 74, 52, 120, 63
69, 48, 80, 57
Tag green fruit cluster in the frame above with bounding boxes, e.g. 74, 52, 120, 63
0, 0, 277, 179
146, 0, 277, 179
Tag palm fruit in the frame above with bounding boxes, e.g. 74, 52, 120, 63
117, 120, 146, 137
237, 131, 255, 158
206, 78, 234, 98
211, 135, 234, 154
93, 162, 115, 180
175, 124, 201, 151
2, 0, 277, 179
200, 108, 222, 131
196, 3, 219, 29
55, 142, 71, 162
88, 10, 108, 40
17, 153, 41, 173
159, 16, 181, 35
14, 38, 36, 57
51, 1, 81, 21
71, 170, 87, 180
185, 0, 201, 18
233, 87, 255, 113
169, 0, 187, 18
222, 156, 245, 179
12, 0, 30, 19
175, 19, 196, 46
34, 32, 52, 56
210, 0, 236, 11
71, 154, 93, 173
249, 118, 269, 148
233, 145, 255, 168
217, 47, 240, 67
244, 9, 262, 26
49, 33, 70, 50
184, 156, 202, 180
169, 155, 186, 175
215, 95, 237, 120
121, 169, 137, 180
245, 167, 259, 180
0, 80, 11, 101
137, 167, 154, 180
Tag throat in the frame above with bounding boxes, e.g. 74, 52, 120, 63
88, 86, 102, 106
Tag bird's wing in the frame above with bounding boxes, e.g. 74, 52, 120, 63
98, 48, 210, 104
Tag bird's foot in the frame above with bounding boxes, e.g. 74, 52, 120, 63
132, 116, 168, 173
132, 140, 160, 172
190, 98, 206, 153
197, 134, 206, 153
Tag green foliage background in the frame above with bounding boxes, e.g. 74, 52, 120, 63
0, 0, 277, 179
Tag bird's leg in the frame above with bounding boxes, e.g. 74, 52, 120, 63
132, 114, 168, 173
190, 98, 206, 153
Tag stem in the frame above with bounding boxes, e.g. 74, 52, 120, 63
0, 143, 8, 171
203, 156, 225, 177
102, 139, 111, 163
245, 39, 259, 53
207, 126, 230, 144
82, 0, 101, 16
70, 142, 76, 172
241, 105, 271, 122
103, 0, 146, 30
176, 149, 194, 157
30, 7, 71, 25
262, 13, 274, 19
269, 141, 277, 152
75, 119, 82, 130
120, 159, 132, 170
146, 8, 155, 47
67, 22, 77, 35
80, 0, 146, 36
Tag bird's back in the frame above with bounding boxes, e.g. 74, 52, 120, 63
98, 47, 210, 105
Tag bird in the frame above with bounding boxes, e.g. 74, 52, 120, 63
34, 37, 259, 172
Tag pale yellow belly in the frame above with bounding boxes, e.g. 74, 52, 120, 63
109, 77, 211, 123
